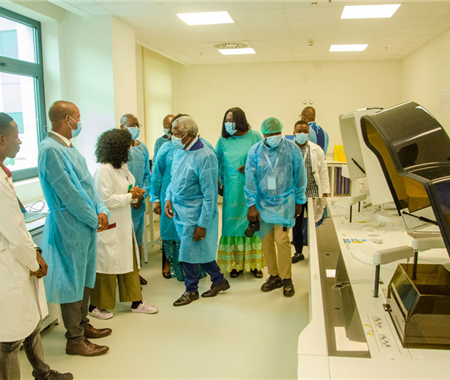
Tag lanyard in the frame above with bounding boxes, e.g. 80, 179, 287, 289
263, 150, 279, 173
302, 144, 310, 163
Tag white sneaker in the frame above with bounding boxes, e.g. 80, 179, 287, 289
89, 307, 114, 320
131, 301, 158, 314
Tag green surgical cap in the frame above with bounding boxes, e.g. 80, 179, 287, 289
261, 117, 283, 135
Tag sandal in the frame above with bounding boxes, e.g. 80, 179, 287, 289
230, 269, 243, 278
162, 271, 171, 279
252, 269, 263, 278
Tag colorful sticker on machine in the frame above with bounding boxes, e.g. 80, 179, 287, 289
343, 239, 367, 244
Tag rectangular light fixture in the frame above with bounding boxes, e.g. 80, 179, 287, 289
341, 4, 401, 19
330, 44, 368, 52
219, 48, 256, 55
177, 11, 234, 26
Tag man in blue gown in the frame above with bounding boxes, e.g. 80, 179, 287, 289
301, 106, 329, 155
38, 101, 112, 357
153, 114, 174, 161
120, 113, 151, 285
165, 115, 230, 306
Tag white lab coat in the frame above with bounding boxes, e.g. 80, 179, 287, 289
94, 163, 140, 274
308, 141, 330, 196
0, 171, 41, 342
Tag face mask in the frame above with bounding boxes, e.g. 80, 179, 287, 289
3, 157, 15, 166
172, 134, 187, 150
225, 122, 237, 135
265, 135, 283, 148
163, 128, 170, 135
126, 127, 140, 140
68, 116, 82, 138
295, 133, 308, 145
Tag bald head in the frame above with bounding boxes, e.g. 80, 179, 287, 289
48, 100, 81, 139
120, 114, 139, 128
301, 107, 316, 123
163, 114, 175, 131
48, 101, 79, 125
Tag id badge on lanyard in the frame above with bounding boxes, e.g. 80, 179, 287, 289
263, 151, 278, 190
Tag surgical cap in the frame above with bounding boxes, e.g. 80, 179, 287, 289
261, 117, 283, 135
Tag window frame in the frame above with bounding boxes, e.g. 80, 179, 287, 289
0, 6, 46, 181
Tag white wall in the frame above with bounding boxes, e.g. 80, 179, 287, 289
112, 17, 137, 126
172, 60, 402, 154
63, 14, 116, 171
142, 48, 173, 157
135, 44, 146, 142
401, 28, 450, 132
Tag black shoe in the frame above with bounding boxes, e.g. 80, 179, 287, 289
48, 370, 74, 380
201, 279, 230, 297
292, 253, 305, 263
261, 275, 283, 292
283, 278, 295, 297
173, 291, 199, 306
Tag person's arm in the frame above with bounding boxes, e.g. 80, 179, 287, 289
41, 147, 99, 229
323, 129, 330, 156
244, 146, 258, 208
215, 138, 225, 185
317, 148, 330, 195
293, 146, 307, 205
150, 147, 166, 203
197, 153, 219, 229
0, 180, 39, 272
142, 146, 151, 199
94, 165, 132, 209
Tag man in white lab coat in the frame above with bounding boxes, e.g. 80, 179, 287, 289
291, 120, 330, 263
0, 113, 73, 380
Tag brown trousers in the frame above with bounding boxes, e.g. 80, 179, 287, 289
261, 225, 292, 279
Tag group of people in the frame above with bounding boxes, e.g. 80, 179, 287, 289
0, 100, 329, 379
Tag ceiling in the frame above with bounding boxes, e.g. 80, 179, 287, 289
51, 0, 450, 65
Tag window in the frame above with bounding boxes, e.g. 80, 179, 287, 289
0, 7, 46, 181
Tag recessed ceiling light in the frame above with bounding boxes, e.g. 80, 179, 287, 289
219, 48, 256, 55
330, 44, 368, 52
177, 11, 234, 26
341, 4, 401, 19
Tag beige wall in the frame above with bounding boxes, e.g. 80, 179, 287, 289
401, 28, 450, 132
142, 48, 173, 157
172, 60, 402, 153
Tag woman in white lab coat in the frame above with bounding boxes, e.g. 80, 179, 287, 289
89, 129, 158, 319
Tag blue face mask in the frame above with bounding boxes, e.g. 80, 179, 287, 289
225, 122, 237, 135
69, 116, 82, 138
163, 128, 170, 136
295, 133, 308, 145
265, 135, 283, 148
172, 134, 187, 150
126, 127, 140, 140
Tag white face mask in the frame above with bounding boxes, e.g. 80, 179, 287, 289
172, 134, 187, 149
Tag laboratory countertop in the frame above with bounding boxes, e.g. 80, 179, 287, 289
298, 198, 450, 380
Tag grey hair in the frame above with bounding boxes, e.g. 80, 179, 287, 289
172, 116, 198, 138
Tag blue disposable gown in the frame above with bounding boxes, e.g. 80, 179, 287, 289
308, 122, 329, 155
38, 138, 109, 304
154, 135, 169, 160
150, 141, 179, 241
165, 142, 219, 264
245, 139, 307, 237
215, 129, 263, 236
127, 141, 151, 247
